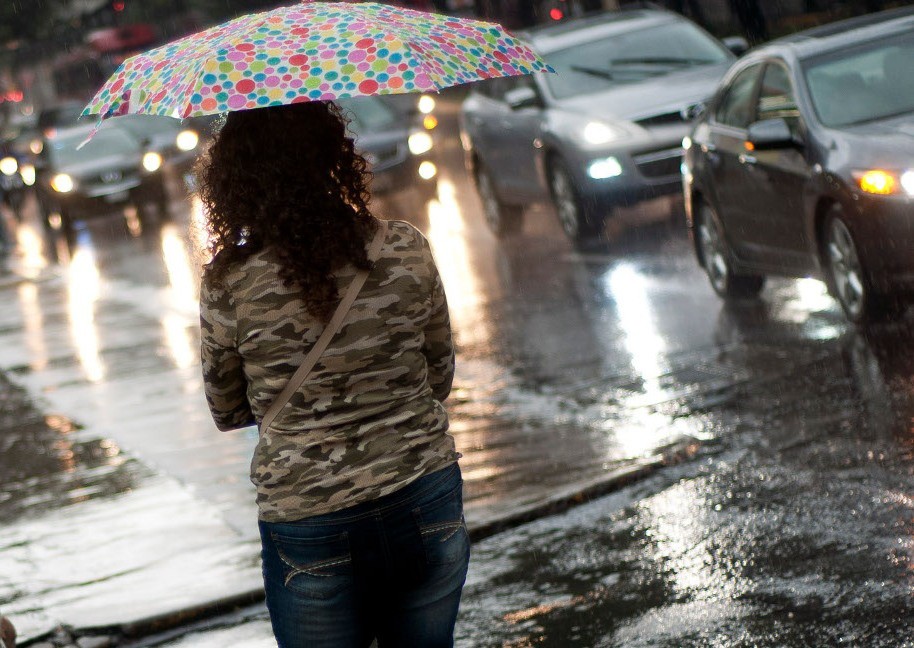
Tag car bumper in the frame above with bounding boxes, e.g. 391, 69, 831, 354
50, 176, 165, 218
563, 131, 686, 208
371, 153, 438, 200
850, 196, 914, 292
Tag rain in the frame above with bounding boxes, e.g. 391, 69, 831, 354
1, 1, 914, 647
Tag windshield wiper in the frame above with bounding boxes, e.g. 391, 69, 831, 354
569, 65, 616, 81
609, 57, 716, 67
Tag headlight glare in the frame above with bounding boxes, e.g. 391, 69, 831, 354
176, 129, 199, 151
583, 121, 621, 145
143, 151, 163, 172
418, 161, 437, 180
21, 164, 35, 186
0, 157, 18, 176
587, 156, 623, 180
418, 95, 436, 114
901, 170, 914, 196
408, 131, 433, 156
51, 173, 75, 193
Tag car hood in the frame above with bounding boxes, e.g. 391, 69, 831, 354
553, 62, 730, 123
53, 153, 140, 179
839, 114, 914, 161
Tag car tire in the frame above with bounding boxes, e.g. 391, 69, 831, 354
38, 192, 75, 250
476, 165, 523, 238
547, 158, 604, 246
823, 208, 901, 325
697, 203, 765, 299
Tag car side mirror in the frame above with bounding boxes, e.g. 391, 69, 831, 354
504, 86, 539, 110
746, 118, 799, 150
722, 36, 750, 56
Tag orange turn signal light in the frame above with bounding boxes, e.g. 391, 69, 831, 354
743, 140, 755, 151
857, 169, 897, 195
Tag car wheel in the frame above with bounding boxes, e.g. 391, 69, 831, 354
548, 158, 603, 246
476, 165, 523, 237
697, 204, 764, 299
824, 210, 899, 325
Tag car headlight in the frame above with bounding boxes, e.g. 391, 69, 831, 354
587, 156, 623, 180
582, 121, 624, 146
418, 161, 437, 180
418, 95, 436, 115
901, 170, 914, 196
408, 131, 434, 156
143, 151, 163, 172
853, 169, 912, 195
20, 164, 35, 186
51, 173, 75, 193
0, 157, 18, 176
176, 129, 199, 152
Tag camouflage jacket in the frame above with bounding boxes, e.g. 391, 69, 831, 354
200, 219, 459, 522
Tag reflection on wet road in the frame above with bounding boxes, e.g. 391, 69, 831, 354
458, 327, 914, 647
2, 99, 914, 645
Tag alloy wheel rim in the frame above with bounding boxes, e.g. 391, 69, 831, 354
551, 167, 580, 238
699, 219, 728, 293
828, 219, 865, 318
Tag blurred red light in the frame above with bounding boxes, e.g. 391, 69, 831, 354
113, 1, 125, 11
549, 7, 564, 20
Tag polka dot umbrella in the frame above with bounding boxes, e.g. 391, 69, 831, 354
83, 1, 553, 120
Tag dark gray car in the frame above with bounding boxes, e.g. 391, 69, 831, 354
460, 8, 736, 246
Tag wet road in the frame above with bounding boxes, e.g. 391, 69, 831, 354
3, 95, 914, 645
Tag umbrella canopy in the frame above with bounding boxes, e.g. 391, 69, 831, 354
83, 1, 552, 120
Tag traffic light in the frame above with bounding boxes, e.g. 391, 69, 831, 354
542, 0, 569, 22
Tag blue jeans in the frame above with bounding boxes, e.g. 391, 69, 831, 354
259, 463, 469, 647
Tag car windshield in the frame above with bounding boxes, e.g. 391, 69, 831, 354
48, 127, 139, 167
112, 114, 182, 139
338, 96, 398, 133
804, 30, 914, 127
542, 21, 730, 99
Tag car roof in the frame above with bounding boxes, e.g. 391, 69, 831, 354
754, 6, 914, 61
522, 8, 684, 54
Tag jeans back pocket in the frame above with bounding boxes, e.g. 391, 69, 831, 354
413, 482, 470, 567
268, 530, 353, 600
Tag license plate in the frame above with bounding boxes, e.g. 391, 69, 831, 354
104, 190, 129, 203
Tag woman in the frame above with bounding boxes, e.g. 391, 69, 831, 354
197, 101, 467, 647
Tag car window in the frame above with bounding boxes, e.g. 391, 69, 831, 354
338, 96, 397, 132
715, 64, 763, 129
49, 128, 140, 167
542, 20, 731, 99
804, 30, 914, 127
110, 114, 182, 139
756, 63, 802, 136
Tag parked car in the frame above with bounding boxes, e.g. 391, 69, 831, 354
460, 7, 739, 245
339, 94, 439, 205
35, 121, 170, 245
683, 7, 914, 325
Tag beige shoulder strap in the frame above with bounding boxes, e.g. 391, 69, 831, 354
259, 219, 388, 433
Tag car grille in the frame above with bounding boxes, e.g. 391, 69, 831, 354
370, 144, 404, 170
634, 111, 687, 128
87, 168, 139, 185
633, 147, 683, 180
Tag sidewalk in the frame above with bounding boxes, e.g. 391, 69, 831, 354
1, 360, 697, 647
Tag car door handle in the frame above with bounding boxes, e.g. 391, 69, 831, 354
739, 153, 757, 165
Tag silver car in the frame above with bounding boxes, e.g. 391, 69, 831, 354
460, 7, 738, 246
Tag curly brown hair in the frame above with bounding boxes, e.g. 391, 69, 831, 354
197, 101, 377, 322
